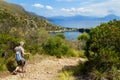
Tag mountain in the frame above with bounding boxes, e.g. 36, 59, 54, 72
47, 14, 120, 28
48, 14, 120, 21
100, 14, 120, 21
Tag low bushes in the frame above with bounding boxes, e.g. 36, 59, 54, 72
42, 35, 79, 58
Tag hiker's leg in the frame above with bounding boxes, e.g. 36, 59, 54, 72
21, 59, 26, 72
21, 66, 26, 72
13, 66, 19, 74
13, 60, 22, 73
15, 66, 19, 71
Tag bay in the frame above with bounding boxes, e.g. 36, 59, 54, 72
49, 20, 108, 40
63, 31, 81, 40
50, 31, 81, 41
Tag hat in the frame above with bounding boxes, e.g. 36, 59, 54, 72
20, 41, 24, 46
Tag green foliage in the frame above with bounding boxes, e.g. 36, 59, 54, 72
25, 28, 49, 54
0, 34, 22, 71
77, 32, 89, 41
54, 33, 65, 39
57, 71, 73, 80
83, 20, 120, 79
0, 58, 7, 71
65, 49, 77, 57
43, 36, 77, 58
57, 61, 84, 80
77, 32, 90, 50
43, 36, 68, 58
0, 34, 22, 53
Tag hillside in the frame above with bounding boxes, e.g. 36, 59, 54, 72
0, 0, 27, 15
0, 0, 62, 32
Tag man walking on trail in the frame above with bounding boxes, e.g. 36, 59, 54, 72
13, 41, 26, 75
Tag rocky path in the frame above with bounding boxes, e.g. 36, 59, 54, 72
0, 57, 84, 80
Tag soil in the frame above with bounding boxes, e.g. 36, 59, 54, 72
0, 56, 86, 80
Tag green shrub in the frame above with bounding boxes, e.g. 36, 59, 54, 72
77, 32, 89, 50
77, 32, 89, 41
0, 58, 7, 71
43, 36, 76, 58
107, 66, 120, 80
83, 20, 120, 79
43, 36, 66, 57
57, 71, 73, 80
25, 28, 49, 55
65, 49, 83, 57
55, 33, 65, 39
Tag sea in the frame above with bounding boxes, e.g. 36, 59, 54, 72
49, 20, 108, 40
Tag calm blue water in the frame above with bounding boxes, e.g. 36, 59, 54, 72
63, 31, 81, 40
49, 20, 108, 40
50, 31, 81, 41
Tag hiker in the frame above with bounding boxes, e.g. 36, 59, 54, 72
13, 41, 26, 74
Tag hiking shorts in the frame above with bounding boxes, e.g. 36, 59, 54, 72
17, 58, 26, 67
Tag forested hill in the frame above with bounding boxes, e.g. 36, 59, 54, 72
0, 0, 62, 32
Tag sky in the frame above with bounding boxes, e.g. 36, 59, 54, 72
4, 0, 120, 17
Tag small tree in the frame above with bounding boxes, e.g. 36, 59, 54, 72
42, 36, 69, 58
77, 32, 89, 50
77, 32, 89, 41
55, 33, 65, 39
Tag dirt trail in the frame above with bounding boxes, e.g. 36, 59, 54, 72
0, 57, 84, 80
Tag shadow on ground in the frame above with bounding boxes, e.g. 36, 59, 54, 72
60, 64, 91, 80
